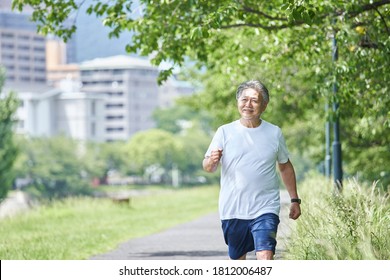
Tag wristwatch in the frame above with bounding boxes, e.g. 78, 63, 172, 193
291, 198, 301, 204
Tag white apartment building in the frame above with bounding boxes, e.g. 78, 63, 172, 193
80, 55, 161, 141
6, 80, 106, 142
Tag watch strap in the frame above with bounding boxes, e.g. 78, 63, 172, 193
291, 198, 301, 204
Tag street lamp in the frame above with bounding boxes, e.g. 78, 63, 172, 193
332, 21, 343, 190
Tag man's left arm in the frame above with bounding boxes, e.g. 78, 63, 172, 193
278, 160, 301, 220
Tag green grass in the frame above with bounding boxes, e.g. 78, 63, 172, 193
285, 173, 390, 260
0, 185, 219, 260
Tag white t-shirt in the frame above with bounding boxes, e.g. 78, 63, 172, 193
205, 120, 289, 220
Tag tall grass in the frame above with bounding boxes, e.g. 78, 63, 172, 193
285, 174, 390, 259
0, 185, 219, 260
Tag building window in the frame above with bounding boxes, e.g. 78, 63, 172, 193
33, 47, 45, 51
91, 122, 96, 136
18, 45, 30, 50
33, 57, 45, 62
106, 127, 124, 132
106, 103, 124, 108
1, 43, 14, 49
106, 115, 124, 120
1, 54, 14, 59
91, 101, 96, 116
1, 33, 14, 38
113, 69, 123, 75
18, 35, 30, 40
18, 55, 30, 61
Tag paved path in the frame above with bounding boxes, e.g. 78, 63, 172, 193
90, 190, 295, 260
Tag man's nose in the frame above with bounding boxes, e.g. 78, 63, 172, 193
245, 99, 252, 106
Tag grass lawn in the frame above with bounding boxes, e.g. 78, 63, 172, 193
0, 185, 219, 260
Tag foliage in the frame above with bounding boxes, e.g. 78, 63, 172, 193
286, 173, 390, 260
0, 69, 19, 200
83, 141, 128, 183
175, 122, 219, 183
153, 104, 213, 134
124, 129, 183, 181
12, 0, 390, 186
152, 104, 219, 183
0, 185, 219, 259
14, 136, 94, 200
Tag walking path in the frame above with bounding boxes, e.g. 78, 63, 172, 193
90, 190, 295, 260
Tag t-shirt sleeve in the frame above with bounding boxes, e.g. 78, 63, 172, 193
205, 127, 224, 157
277, 129, 290, 163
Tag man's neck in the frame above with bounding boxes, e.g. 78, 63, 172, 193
239, 118, 262, 128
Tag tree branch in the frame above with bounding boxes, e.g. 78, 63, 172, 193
220, 21, 305, 31
374, 7, 390, 35
240, 5, 288, 21
344, 0, 390, 18
221, 0, 389, 31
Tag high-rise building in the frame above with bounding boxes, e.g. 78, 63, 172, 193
1, 2, 196, 143
80, 55, 160, 141
45, 38, 80, 88
0, 10, 46, 85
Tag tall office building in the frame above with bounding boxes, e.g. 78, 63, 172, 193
0, 9, 46, 85
45, 38, 80, 88
80, 55, 160, 141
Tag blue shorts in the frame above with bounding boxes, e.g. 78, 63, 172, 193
221, 213, 280, 260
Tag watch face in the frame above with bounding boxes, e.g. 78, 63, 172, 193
291, 198, 301, 204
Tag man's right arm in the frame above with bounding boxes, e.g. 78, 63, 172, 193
202, 149, 223, 173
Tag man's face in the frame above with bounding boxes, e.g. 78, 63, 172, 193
237, 88, 267, 120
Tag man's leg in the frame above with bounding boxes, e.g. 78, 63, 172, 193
251, 213, 280, 260
256, 250, 273, 260
234, 254, 247, 260
222, 219, 253, 260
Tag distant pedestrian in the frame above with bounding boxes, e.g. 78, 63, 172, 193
203, 80, 301, 260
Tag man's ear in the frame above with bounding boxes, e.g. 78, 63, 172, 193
261, 101, 268, 113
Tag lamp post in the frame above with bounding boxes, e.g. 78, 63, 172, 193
325, 103, 331, 178
332, 22, 343, 190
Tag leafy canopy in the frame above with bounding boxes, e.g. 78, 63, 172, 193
12, 0, 390, 186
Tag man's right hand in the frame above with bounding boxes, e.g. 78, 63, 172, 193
210, 149, 223, 164
203, 149, 223, 172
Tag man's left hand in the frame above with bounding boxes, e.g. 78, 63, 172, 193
289, 203, 301, 220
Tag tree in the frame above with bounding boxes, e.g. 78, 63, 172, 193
0, 69, 19, 200
175, 122, 219, 184
83, 141, 128, 184
14, 136, 93, 200
13, 0, 390, 187
124, 129, 183, 183
153, 104, 212, 134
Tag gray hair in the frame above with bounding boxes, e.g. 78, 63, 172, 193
236, 80, 269, 104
